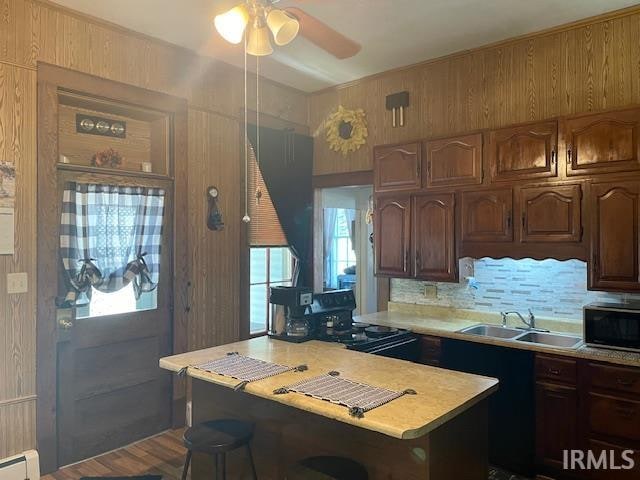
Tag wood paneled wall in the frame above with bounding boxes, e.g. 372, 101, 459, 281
309, 6, 640, 175
0, 0, 307, 460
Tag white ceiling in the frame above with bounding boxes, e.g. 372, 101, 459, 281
51, 0, 640, 92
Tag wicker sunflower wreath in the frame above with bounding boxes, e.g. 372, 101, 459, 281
325, 105, 368, 156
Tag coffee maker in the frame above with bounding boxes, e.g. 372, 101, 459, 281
269, 286, 313, 339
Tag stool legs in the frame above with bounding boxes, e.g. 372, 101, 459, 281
181, 450, 192, 480
215, 453, 226, 480
246, 445, 258, 480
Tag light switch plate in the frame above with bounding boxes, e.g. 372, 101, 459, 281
7, 272, 28, 294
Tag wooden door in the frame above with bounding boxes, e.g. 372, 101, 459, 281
56, 172, 173, 466
374, 142, 421, 192
566, 108, 640, 176
375, 195, 411, 277
488, 121, 558, 182
461, 188, 513, 242
413, 193, 456, 281
424, 133, 482, 188
520, 184, 582, 243
590, 181, 640, 291
535, 381, 578, 471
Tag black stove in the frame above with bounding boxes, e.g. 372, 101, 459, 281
270, 289, 420, 361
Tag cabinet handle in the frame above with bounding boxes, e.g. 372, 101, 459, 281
550, 149, 556, 165
506, 212, 512, 229
617, 378, 634, 387
417, 162, 421, 177
566, 143, 573, 165
593, 252, 599, 275
522, 213, 526, 228
615, 406, 636, 418
404, 250, 409, 273
548, 367, 560, 376
416, 251, 421, 269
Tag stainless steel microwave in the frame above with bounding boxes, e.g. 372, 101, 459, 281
584, 302, 640, 352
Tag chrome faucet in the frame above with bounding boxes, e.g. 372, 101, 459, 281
501, 309, 536, 330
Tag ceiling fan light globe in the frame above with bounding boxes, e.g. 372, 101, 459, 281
214, 4, 249, 44
246, 24, 274, 56
267, 9, 300, 46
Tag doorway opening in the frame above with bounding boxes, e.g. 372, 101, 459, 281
315, 186, 376, 315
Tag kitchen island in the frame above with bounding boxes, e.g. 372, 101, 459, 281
161, 336, 498, 479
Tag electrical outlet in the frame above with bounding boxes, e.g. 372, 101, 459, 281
423, 284, 437, 299
7, 272, 28, 294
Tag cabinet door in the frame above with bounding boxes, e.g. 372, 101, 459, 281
461, 188, 513, 242
590, 182, 640, 291
535, 381, 579, 471
374, 142, 421, 192
424, 133, 482, 188
520, 184, 582, 243
566, 108, 640, 176
488, 121, 558, 182
375, 196, 411, 277
413, 193, 456, 281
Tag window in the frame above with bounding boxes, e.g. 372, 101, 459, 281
249, 247, 293, 335
324, 208, 357, 290
76, 283, 157, 319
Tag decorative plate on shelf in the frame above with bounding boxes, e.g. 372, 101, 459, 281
325, 105, 368, 156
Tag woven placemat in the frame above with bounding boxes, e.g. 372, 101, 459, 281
274, 371, 416, 418
179, 352, 307, 390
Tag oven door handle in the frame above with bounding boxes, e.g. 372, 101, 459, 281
366, 337, 419, 355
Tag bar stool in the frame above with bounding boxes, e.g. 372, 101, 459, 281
181, 419, 258, 480
286, 456, 368, 480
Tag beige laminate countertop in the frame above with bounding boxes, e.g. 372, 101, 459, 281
160, 336, 498, 440
355, 307, 640, 368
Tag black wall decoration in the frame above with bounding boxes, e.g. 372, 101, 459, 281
385, 91, 410, 127
76, 114, 127, 138
207, 186, 224, 231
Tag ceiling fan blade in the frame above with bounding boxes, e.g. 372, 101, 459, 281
284, 7, 361, 59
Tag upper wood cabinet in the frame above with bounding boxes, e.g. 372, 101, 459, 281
565, 108, 640, 176
520, 185, 582, 243
590, 181, 640, 291
374, 142, 422, 193
424, 133, 483, 188
374, 195, 411, 277
413, 193, 457, 281
461, 188, 513, 242
488, 121, 558, 182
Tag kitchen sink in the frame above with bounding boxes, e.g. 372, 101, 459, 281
459, 324, 525, 339
515, 331, 583, 349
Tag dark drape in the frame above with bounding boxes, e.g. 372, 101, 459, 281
247, 124, 313, 287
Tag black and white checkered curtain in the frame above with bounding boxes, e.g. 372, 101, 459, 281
60, 182, 165, 305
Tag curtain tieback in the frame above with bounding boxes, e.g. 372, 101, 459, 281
76, 258, 102, 288
126, 252, 154, 298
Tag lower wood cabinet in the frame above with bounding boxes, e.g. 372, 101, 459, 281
418, 335, 442, 366
589, 181, 640, 291
535, 354, 579, 474
535, 354, 640, 479
413, 193, 456, 281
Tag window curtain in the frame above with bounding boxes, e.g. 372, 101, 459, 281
323, 208, 338, 289
247, 125, 313, 286
345, 209, 356, 252
60, 182, 165, 305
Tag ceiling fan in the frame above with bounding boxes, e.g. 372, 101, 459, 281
214, 0, 361, 58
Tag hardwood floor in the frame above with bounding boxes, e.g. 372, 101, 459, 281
43, 429, 187, 480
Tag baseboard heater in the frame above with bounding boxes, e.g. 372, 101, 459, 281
0, 451, 39, 480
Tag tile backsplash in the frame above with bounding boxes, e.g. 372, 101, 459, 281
391, 258, 640, 322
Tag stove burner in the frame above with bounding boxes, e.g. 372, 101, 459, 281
364, 325, 399, 338
352, 322, 370, 332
